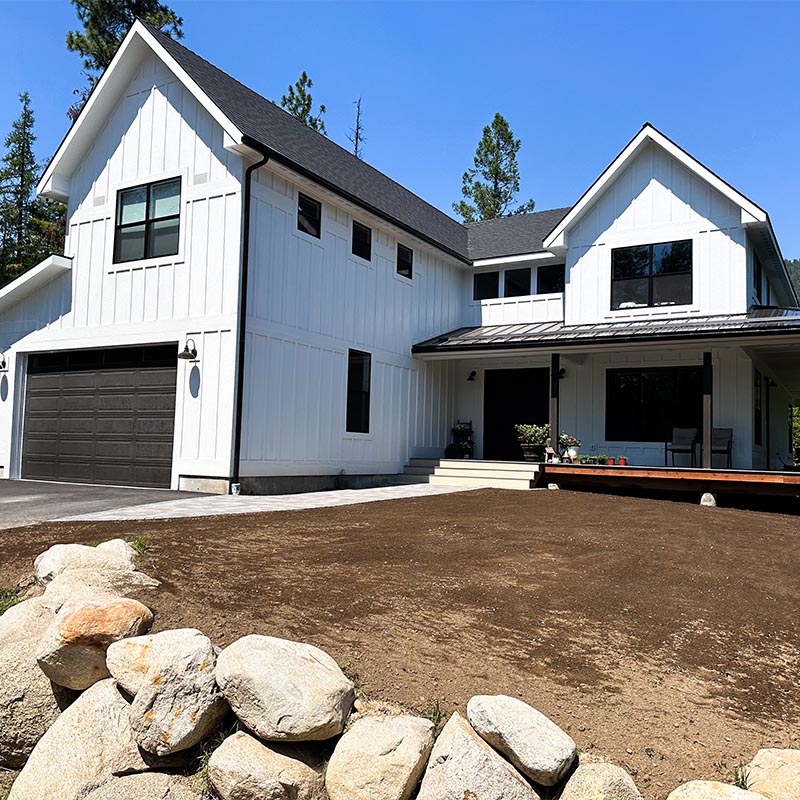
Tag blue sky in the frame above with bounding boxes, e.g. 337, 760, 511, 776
1, 0, 798, 255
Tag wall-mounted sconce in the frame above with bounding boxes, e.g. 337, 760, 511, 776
0, 352, 7, 372
178, 338, 199, 362
467, 370, 477, 382
558, 367, 567, 379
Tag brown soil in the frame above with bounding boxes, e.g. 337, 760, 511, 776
1, 489, 798, 798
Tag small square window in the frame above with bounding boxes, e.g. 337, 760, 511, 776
473, 271, 499, 301
352, 220, 372, 261
504, 268, 531, 298
537, 264, 565, 294
397, 243, 413, 279
297, 193, 321, 238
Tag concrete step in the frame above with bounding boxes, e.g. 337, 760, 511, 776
403, 465, 438, 475
390, 474, 431, 485
428, 474, 534, 490
407, 458, 440, 467
437, 459, 541, 474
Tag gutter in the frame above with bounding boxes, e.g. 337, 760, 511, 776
230, 136, 271, 494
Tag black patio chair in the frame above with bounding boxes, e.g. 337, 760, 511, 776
664, 427, 699, 467
709, 428, 733, 469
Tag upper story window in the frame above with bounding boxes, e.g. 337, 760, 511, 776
297, 193, 321, 238
346, 349, 371, 434
537, 264, 565, 294
352, 220, 372, 261
114, 177, 181, 263
611, 240, 692, 310
397, 243, 413, 279
504, 268, 531, 297
754, 254, 763, 304
473, 271, 499, 301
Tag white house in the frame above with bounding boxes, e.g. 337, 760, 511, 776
0, 20, 798, 493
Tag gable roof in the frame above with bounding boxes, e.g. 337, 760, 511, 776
467, 208, 571, 260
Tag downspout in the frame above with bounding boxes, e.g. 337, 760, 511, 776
231, 138, 270, 494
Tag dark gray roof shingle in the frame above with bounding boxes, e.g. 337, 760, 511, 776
466, 207, 571, 260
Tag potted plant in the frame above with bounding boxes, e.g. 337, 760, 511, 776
514, 423, 549, 462
597, 454, 608, 465
558, 432, 582, 460
618, 454, 628, 466
607, 456, 616, 465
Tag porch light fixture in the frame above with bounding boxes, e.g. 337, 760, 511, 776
559, 367, 567, 379
178, 339, 198, 362
467, 370, 477, 382
0, 352, 6, 372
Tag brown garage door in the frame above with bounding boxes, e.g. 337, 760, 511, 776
22, 345, 177, 488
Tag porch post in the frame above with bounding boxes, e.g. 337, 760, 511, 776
550, 353, 560, 452
702, 351, 713, 469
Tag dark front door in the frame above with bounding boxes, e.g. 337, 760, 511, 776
22, 345, 177, 488
483, 368, 550, 460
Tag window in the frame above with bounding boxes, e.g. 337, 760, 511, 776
346, 349, 371, 434
605, 366, 703, 442
537, 264, 565, 294
504, 268, 531, 298
754, 368, 763, 446
114, 178, 181, 263
754, 254, 763, 304
297, 193, 321, 238
397, 243, 413, 279
473, 271, 499, 301
611, 240, 692, 310
352, 221, 372, 261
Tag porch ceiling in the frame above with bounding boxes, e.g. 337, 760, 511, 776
747, 343, 800, 402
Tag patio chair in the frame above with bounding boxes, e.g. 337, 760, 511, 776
709, 427, 733, 469
664, 427, 698, 467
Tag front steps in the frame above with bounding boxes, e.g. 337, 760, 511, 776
395, 458, 540, 490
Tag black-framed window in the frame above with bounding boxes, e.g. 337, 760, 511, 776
397, 243, 413, 279
605, 366, 703, 442
114, 177, 181, 263
473, 271, 499, 301
611, 240, 692, 310
297, 193, 321, 238
754, 254, 763, 304
504, 268, 531, 298
754, 368, 763, 446
537, 264, 565, 294
352, 220, 372, 261
346, 349, 371, 434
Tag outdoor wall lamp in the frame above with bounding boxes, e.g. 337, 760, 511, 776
467, 370, 477, 382
558, 367, 567, 379
0, 352, 7, 372
178, 338, 198, 362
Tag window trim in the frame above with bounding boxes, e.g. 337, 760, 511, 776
351, 220, 372, 262
297, 192, 322, 239
610, 239, 693, 311
345, 348, 372, 435
397, 243, 413, 280
113, 177, 182, 265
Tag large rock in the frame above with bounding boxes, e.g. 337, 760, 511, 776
0, 596, 76, 769
215, 635, 355, 741
467, 694, 576, 786
561, 763, 643, 800
326, 714, 435, 800
127, 630, 229, 755
36, 595, 153, 690
34, 540, 138, 585
208, 730, 326, 800
747, 749, 800, 800
416, 712, 540, 800
7, 679, 183, 800
84, 772, 206, 799
667, 781, 770, 800
43, 567, 159, 604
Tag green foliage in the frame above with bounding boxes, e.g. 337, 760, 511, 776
786, 258, 800, 300
733, 764, 752, 790
66, 0, 183, 119
423, 699, 443, 726
339, 659, 362, 691
281, 72, 327, 135
195, 719, 238, 790
0, 93, 65, 288
0, 588, 22, 616
130, 535, 151, 556
792, 406, 800, 461
453, 112, 535, 223
514, 423, 549, 445
347, 97, 366, 159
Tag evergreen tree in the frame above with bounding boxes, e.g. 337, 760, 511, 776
281, 72, 326, 134
66, 0, 184, 120
347, 97, 366, 159
785, 258, 800, 296
0, 93, 65, 288
453, 112, 535, 223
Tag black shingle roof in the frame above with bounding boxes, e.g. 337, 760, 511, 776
466, 207, 571, 260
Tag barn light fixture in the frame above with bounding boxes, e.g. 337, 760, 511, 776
178, 339, 198, 362
559, 367, 567, 379
0, 352, 7, 372
467, 370, 477, 382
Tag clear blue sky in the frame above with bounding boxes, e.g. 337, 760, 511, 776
1, 0, 798, 255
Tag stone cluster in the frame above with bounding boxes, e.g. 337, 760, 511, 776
1, 538, 798, 800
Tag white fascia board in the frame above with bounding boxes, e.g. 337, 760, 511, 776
37, 21, 243, 200
0, 254, 72, 315
543, 123, 768, 249
471, 251, 559, 269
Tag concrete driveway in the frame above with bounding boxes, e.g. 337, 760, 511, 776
0, 480, 205, 530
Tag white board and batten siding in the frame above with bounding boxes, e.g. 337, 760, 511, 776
0, 51, 244, 486
239, 166, 464, 476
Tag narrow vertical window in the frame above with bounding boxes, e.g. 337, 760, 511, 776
397, 243, 413, 279
297, 193, 322, 238
114, 177, 181, 263
352, 221, 372, 261
346, 349, 371, 433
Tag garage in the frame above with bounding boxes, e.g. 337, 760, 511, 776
21, 344, 178, 488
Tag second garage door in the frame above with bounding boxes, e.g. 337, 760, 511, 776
22, 344, 178, 488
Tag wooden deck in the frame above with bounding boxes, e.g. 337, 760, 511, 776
536, 463, 800, 498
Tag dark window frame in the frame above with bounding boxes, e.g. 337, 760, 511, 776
297, 193, 322, 239
113, 177, 181, 264
611, 239, 693, 311
346, 349, 372, 434
352, 220, 372, 261
504, 267, 531, 298
397, 243, 413, 280
473, 271, 500, 301
537, 264, 566, 294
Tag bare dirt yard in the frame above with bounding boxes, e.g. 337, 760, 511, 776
1, 489, 798, 798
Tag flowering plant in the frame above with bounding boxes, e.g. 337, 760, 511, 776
514, 423, 550, 445
558, 432, 581, 449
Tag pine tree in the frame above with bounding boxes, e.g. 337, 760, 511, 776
453, 113, 535, 223
0, 93, 66, 288
347, 97, 366, 159
66, 0, 184, 120
280, 72, 326, 135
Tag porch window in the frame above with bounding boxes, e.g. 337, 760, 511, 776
537, 264, 565, 294
352, 220, 372, 261
605, 366, 703, 442
473, 271, 499, 301
611, 240, 692, 310
504, 268, 531, 297
114, 178, 181, 263
397, 243, 413, 279
297, 193, 321, 238
346, 349, 371, 434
